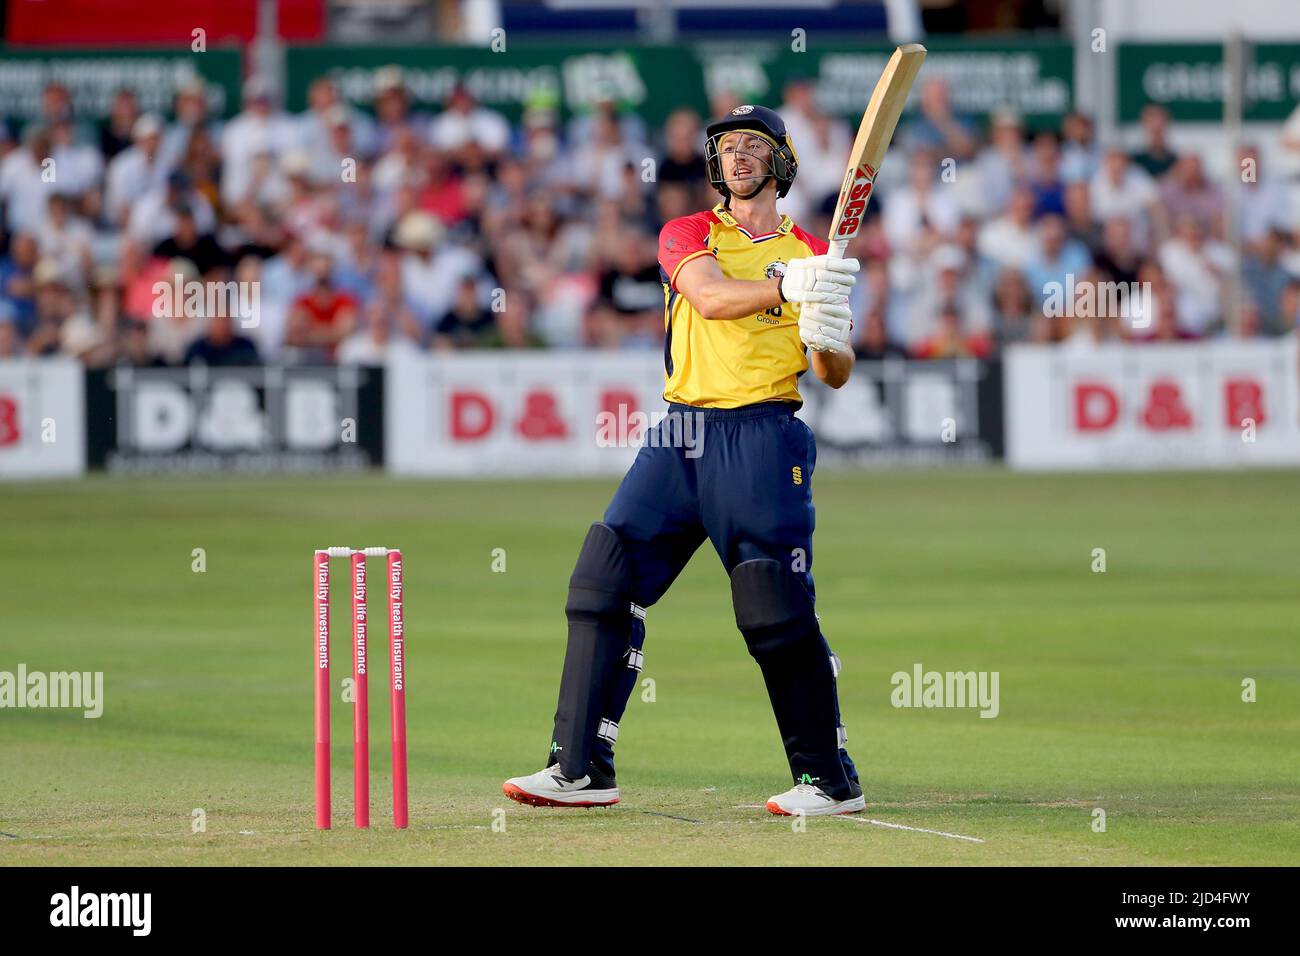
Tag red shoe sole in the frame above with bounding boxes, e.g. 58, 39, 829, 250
502, 782, 619, 808
765, 800, 865, 816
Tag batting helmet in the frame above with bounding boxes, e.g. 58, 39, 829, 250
704, 104, 799, 201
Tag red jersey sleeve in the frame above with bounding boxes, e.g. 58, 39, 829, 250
790, 224, 829, 256
658, 212, 716, 291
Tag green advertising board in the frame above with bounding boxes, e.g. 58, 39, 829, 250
286, 39, 1072, 131
285, 45, 709, 126
697, 38, 1073, 130
0, 46, 242, 126
1118, 42, 1300, 123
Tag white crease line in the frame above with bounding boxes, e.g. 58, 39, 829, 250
834, 816, 985, 843
6, 824, 486, 841
738, 803, 985, 842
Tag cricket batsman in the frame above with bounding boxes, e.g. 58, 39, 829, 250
503, 105, 864, 816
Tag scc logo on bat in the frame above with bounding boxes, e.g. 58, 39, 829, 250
835, 161, 878, 239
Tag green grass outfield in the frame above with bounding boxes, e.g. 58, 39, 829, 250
1, 469, 1297, 866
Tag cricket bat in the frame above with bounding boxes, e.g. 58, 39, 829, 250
826, 43, 927, 258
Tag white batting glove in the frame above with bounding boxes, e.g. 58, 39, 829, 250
798, 300, 854, 353
780, 255, 860, 305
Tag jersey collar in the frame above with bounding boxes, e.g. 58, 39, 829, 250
712, 203, 793, 243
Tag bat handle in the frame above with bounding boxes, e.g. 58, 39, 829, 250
827, 238, 850, 260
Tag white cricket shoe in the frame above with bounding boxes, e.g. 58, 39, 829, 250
766, 783, 866, 816
502, 764, 619, 808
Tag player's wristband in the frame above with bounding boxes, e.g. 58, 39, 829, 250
776, 278, 788, 304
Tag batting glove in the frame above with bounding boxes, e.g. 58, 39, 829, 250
780, 255, 860, 305
798, 300, 854, 354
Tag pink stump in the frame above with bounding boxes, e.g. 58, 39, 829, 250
388, 550, 408, 828
351, 551, 370, 828
313, 550, 331, 830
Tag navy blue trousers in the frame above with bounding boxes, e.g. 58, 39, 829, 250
592, 400, 858, 785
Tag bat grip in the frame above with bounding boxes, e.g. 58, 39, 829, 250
827, 238, 850, 259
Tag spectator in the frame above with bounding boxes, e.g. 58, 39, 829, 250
286, 250, 358, 359
977, 187, 1039, 271
127, 169, 217, 246
588, 233, 663, 348
48, 111, 104, 199
854, 308, 907, 359
1130, 104, 1178, 179
1023, 214, 1092, 308
1236, 144, 1291, 247
117, 318, 167, 367
1089, 145, 1160, 249
1280, 281, 1300, 335
571, 105, 641, 202
105, 114, 168, 229
184, 312, 260, 366
882, 150, 961, 267
1158, 215, 1233, 337
100, 88, 139, 160
429, 82, 510, 171
338, 304, 419, 364
779, 79, 852, 220
657, 109, 707, 189
1060, 111, 1099, 183
221, 76, 297, 207
0, 308, 20, 357
1159, 154, 1224, 238
433, 276, 497, 350
904, 78, 977, 161
992, 267, 1048, 345
373, 123, 424, 194
1026, 131, 1066, 217
1133, 290, 1195, 343
973, 107, 1028, 217
146, 257, 205, 364
372, 67, 429, 153
910, 244, 993, 349
1092, 216, 1142, 287
152, 205, 228, 276
1241, 228, 1293, 333
912, 305, 992, 359
494, 285, 545, 349
260, 238, 314, 347
0, 125, 53, 234
37, 194, 94, 290
394, 210, 483, 327
161, 76, 223, 174
1062, 180, 1097, 248
0, 232, 40, 336
418, 148, 469, 227
297, 78, 374, 181
567, 98, 648, 159
24, 259, 88, 358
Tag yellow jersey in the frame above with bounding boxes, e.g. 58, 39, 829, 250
657, 203, 828, 408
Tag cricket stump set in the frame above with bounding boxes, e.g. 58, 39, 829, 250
314, 546, 408, 829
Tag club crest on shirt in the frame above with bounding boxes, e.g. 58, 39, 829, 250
764, 261, 786, 280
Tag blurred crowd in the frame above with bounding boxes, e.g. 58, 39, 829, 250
1, 69, 1297, 369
